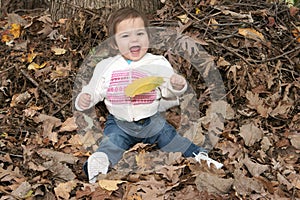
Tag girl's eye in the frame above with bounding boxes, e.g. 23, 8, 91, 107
121, 34, 129, 38
137, 32, 145, 36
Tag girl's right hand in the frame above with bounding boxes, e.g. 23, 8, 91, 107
78, 93, 92, 110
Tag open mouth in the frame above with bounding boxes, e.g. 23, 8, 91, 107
130, 46, 141, 54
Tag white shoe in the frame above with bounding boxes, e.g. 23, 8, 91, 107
87, 152, 109, 183
193, 152, 223, 169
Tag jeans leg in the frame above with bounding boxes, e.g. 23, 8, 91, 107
155, 122, 207, 157
95, 115, 135, 166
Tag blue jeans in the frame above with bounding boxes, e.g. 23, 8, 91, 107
95, 113, 206, 166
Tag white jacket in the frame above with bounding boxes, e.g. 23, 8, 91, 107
75, 53, 187, 121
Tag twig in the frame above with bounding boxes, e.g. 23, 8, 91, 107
0, 66, 15, 75
20, 69, 60, 106
0, 150, 23, 158
178, 0, 221, 23
51, 98, 73, 116
258, 46, 300, 63
207, 39, 254, 67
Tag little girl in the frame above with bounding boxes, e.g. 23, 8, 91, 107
75, 7, 223, 183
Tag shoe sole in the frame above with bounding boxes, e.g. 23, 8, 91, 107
87, 152, 109, 183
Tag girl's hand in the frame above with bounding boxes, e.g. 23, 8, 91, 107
170, 74, 186, 90
78, 93, 92, 110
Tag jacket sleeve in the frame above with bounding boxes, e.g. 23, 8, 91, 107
74, 60, 108, 111
148, 55, 188, 111
155, 56, 188, 98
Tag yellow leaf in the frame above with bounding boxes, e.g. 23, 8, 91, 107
209, 18, 219, 29
1, 34, 12, 43
98, 180, 126, 191
125, 76, 164, 97
51, 47, 67, 55
28, 62, 47, 70
195, 8, 201, 15
238, 28, 265, 41
135, 149, 147, 168
292, 27, 300, 43
27, 51, 38, 63
10, 23, 21, 38
177, 14, 189, 24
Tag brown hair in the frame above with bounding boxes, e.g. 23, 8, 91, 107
107, 7, 149, 38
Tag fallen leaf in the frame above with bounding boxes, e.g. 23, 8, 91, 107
98, 179, 126, 191
10, 91, 31, 107
33, 114, 62, 142
59, 117, 78, 132
177, 14, 189, 24
238, 28, 265, 41
37, 148, 78, 164
289, 134, 300, 149
239, 122, 263, 146
54, 180, 78, 199
195, 172, 233, 194
242, 155, 269, 177
43, 160, 76, 181
233, 169, 265, 196
157, 165, 185, 184
270, 101, 293, 118
277, 172, 293, 190
28, 61, 47, 70
11, 182, 32, 199
51, 46, 67, 55
10, 23, 21, 38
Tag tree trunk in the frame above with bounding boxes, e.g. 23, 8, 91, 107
0, 0, 162, 20
0, 0, 49, 16
50, 0, 162, 20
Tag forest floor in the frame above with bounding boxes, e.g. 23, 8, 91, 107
0, 0, 299, 199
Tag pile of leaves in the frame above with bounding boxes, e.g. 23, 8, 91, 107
0, 0, 299, 199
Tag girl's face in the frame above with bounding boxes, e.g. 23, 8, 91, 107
114, 17, 149, 61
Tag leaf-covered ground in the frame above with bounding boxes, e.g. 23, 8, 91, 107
0, 0, 299, 199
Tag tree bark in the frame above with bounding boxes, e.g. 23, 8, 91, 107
0, 0, 49, 16
50, 0, 162, 20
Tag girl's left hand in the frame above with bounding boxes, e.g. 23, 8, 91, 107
170, 74, 186, 90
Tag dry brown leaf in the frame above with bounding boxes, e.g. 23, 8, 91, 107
238, 28, 265, 41
27, 161, 47, 171
98, 179, 126, 191
239, 122, 263, 146
287, 173, 300, 190
242, 155, 269, 177
79, 130, 98, 150
289, 135, 300, 149
215, 140, 241, 158
43, 160, 76, 181
59, 116, 78, 132
233, 169, 265, 196
37, 148, 78, 164
0, 166, 24, 182
51, 46, 67, 55
11, 181, 32, 199
277, 172, 293, 191
10, 91, 31, 107
135, 149, 148, 169
135, 176, 168, 200
195, 172, 233, 194
246, 90, 271, 118
165, 152, 183, 165
157, 165, 185, 184
270, 101, 293, 118
183, 120, 205, 146
33, 114, 62, 143
54, 180, 78, 200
